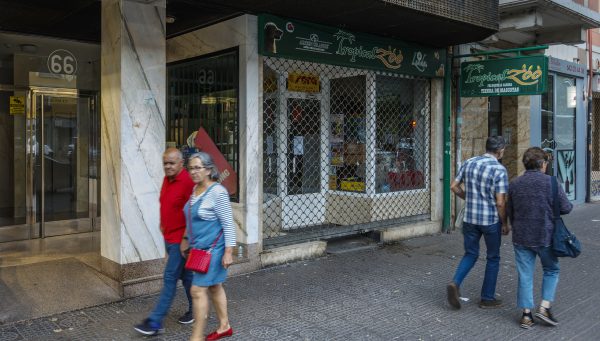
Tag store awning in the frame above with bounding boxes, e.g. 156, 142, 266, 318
487, 0, 600, 47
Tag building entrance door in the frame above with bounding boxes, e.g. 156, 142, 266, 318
30, 88, 100, 238
0, 87, 99, 242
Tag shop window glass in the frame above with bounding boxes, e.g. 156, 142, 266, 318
167, 49, 239, 201
375, 75, 429, 193
329, 75, 367, 193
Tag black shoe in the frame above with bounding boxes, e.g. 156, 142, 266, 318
446, 282, 461, 309
520, 312, 535, 329
478, 298, 503, 309
178, 311, 195, 325
535, 307, 558, 326
134, 318, 164, 336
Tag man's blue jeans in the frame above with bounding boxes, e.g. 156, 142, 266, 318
452, 221, 501, 301
514, 244, 560, 309
148, 242, 193, 325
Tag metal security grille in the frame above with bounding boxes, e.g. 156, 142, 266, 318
381, 0, 498, 31
591, 93, 600, 201
263, 57, 431, 247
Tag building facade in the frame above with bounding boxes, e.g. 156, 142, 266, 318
0, 0, 498, 296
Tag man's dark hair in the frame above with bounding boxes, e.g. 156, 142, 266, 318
522, 147, 548, 170
485, 136, 506, 153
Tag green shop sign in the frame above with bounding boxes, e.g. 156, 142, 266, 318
258, 14, 446, 78
460, 56, 548, 97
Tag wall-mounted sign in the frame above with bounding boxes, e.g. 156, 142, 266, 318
548, 57, 586, 78
460, 55, 548, 97
287, 72, 320, 92
258, 14, 446, 78
9, 96, 25, 115
47, 49, 78, 76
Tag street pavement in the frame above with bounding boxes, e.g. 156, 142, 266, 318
0, 203, 599, 340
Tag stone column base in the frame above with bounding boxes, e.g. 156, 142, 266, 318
100, 257, 165, 298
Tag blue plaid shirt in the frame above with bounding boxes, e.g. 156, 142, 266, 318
456, 154, 508, 226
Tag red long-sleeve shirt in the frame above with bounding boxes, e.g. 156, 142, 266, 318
159, 169, 195, 244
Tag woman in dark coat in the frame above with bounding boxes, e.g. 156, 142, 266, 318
507, 147, 572, 329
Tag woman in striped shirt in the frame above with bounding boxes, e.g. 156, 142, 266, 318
183, 152, 236, 341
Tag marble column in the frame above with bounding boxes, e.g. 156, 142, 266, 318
502, 96, 531, 180
100, 0, 166, 296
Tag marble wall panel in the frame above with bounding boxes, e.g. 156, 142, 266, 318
460, 97, 488, 160
101, 0, 166, 264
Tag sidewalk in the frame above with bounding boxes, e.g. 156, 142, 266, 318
1, 203, 598, 340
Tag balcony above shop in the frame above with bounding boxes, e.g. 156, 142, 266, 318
0, 0, 498, 47
485, 0, 600, 48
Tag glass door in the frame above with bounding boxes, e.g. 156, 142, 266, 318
30, 88, 94, 238
554, 76, 576, 200
541, 74, 577, 200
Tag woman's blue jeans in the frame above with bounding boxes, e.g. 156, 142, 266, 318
148, 241, 193, 325
514, 244, 560, 309
452, 222, 501, 301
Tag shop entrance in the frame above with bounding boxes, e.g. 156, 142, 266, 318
541, 74, 577, 200
0, 87, 100, 242
282, 92, 327, 229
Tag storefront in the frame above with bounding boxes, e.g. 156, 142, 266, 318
258, 15, 445, 246
459, 53, 587, 204
0, 32, 101, 242
165, 14, 446, 250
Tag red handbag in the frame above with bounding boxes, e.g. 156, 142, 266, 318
185, 230, 223, 273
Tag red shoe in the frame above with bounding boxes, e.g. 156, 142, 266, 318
206, 327, 233, 341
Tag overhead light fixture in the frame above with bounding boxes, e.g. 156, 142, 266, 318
166, 15, 176, 24
19, 44, 37, 53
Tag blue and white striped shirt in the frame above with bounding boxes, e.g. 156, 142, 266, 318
189, 184, 237, 247
456, 154, 508, 226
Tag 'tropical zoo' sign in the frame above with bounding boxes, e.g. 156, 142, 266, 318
460, 56, 548, 97
258, 14, 446, 78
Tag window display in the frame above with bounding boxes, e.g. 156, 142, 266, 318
329, 75, 366, 192
375, 75, 429, 193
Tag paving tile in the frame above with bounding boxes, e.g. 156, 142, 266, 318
2, 203, 599, 340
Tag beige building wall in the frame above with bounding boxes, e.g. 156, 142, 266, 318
457, 95, 531, 181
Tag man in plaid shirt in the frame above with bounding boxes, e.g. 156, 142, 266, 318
447, 136, 510, 310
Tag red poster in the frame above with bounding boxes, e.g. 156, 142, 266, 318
193, 128, 238, 195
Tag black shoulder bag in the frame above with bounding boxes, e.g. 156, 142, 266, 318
551, 176, 581, 258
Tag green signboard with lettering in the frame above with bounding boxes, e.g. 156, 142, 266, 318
258, 14, 446, 78
460, 56, 548, 97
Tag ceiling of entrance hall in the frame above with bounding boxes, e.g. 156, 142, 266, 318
0, 0, 496, 47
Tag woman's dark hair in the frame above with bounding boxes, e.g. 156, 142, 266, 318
189, 152, 220, 181
522, 147, 548, 170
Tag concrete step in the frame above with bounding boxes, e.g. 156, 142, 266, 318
325, 235, 379, 254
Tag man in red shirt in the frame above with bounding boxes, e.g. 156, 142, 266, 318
135, 148, 195, 336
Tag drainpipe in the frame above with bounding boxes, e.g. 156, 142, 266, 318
587, 29, 593, 203
454, 46, 462, 230
443, 46, 452, 232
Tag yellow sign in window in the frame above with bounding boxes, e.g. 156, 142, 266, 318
10, 96, 25, 115
287, 72, 320, 93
